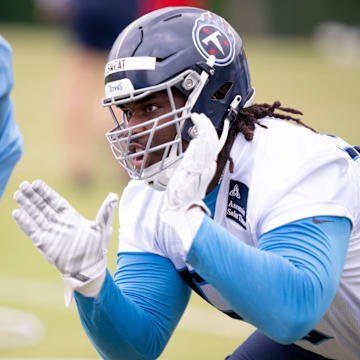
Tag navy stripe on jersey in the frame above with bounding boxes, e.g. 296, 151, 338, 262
223, 310, 243, 320
301, 329, 333, 345
178, 268, 243, 320
178, 268, 208, 299
191, 270, 206, 284
344, 146, 360, 161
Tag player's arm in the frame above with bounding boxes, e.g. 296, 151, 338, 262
161, 112, 351, 343
0, 36, 23, 198
74, 252, 190, 360
13, 180, 190, 360
186, 214, 350, 343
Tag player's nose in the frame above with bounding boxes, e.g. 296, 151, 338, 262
128, 114, 149, 135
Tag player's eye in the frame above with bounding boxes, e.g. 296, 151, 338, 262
118, 106, 133, 120
144, 104, 159, 113
126, 110, 134, 119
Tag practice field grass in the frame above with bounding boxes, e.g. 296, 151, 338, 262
0, 24, 359, 359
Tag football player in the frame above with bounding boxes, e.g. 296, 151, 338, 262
13, 7, 360, 360
0, 35, 23, 198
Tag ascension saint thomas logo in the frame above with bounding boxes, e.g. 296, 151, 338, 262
227, 180, 248, 229
192, 12, 236, 66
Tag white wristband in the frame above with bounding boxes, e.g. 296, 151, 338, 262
75, 270, 107, 299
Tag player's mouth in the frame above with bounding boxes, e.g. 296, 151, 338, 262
128, 143, 146, 170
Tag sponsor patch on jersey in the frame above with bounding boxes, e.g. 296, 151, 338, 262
104, 56, 156, 77
192, 12, 236, 66
226, 180, 248, 229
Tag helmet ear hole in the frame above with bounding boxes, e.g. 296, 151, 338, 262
211, 82, 233, 100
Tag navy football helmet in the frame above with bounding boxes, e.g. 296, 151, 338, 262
102, 6, 254, 190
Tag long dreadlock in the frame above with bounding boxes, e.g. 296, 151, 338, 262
223, 101, 317, 173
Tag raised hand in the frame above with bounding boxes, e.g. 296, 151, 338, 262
13, 179, 118, 305
164, 112, 219, 211
161, 113, 220, 251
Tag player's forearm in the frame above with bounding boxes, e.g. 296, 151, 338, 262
75, 253, 190, 360
186, 216, 350, 343
75, 270, 157, 360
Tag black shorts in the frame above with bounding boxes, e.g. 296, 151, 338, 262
226, 330, 333, 360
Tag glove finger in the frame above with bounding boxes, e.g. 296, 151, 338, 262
15, 185, 55, 224
193, 113, 218, 146
95, 192, 119, 229
19, 181, 59, 218
165, 168, 187, 209
199, 162, 217, 194
166, 169, 199, 209
190, 112, 219, 142
12, 208, 40, 244
95, 193, 118, 253
31, 179, 70, 213
184, 115, 218, 171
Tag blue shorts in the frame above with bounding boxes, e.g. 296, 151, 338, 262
68, 0, 139, 51
225, 330, 333, 360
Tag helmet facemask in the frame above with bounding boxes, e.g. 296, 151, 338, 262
103, 62, 214, 190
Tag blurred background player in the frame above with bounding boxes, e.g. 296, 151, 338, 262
0, 35, 23, 199
35, 0, 139, 185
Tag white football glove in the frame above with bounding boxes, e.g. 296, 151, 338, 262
13, 179, 118, 306
161, 112, 220, 251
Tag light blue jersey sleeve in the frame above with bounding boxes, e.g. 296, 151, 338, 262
74, 252, 191, 360
186, 215, 351, 344
0, 35, 23, 198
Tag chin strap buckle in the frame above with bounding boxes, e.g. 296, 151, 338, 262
225, 95, 242, 123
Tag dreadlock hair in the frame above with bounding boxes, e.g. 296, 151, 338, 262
223, 101, 317, 173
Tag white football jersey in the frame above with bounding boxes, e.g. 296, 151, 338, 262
118, 117, 360, 360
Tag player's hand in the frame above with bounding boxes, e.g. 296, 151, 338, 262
165, 112, 219, 211
13, 180, 118, 306
161, 113, 219, 250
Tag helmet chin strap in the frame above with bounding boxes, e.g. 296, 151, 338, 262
216, 89, 255, 153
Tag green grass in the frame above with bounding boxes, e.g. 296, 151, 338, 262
0, 24, 359, 359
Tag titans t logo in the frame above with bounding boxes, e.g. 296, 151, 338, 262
192, 12, 236, 66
